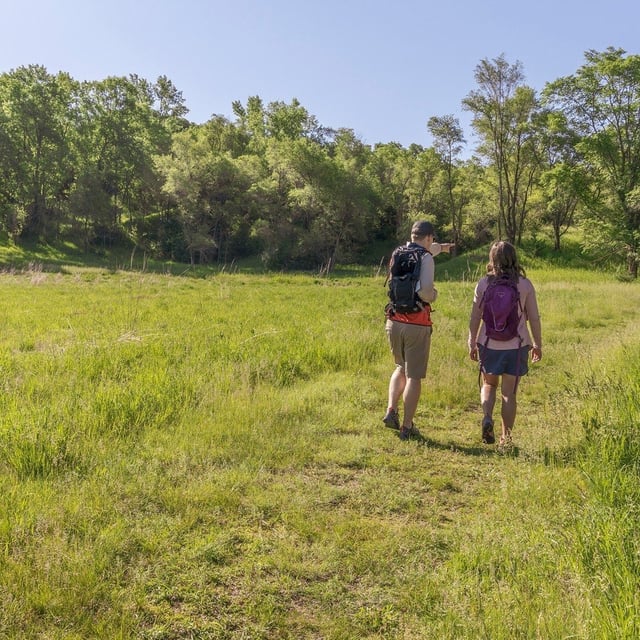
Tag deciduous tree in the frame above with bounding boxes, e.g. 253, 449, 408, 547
428, 115, 467, 245
0, 65, 77, 239
463, 55, 539, 244
543, 47, 640, 276
532, 110, 584, 250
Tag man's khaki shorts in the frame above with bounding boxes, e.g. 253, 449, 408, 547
385, 319, 432, 379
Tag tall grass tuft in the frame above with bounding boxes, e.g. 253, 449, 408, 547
574, 345, 640, 639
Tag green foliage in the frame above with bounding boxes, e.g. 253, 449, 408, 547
463, 55, 540, 245
3, 50, 640, 275
543, 47, 640, 276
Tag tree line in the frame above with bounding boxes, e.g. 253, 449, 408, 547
1, 47, 639, 275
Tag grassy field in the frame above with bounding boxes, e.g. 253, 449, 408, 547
0, 248, 639, 639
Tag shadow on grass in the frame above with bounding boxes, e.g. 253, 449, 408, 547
392, 426, 489, 457
391, 426, 580, 467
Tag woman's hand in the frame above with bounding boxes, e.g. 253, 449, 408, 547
531, 346, 542, 363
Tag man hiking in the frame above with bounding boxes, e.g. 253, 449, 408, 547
383, 220, 454, 440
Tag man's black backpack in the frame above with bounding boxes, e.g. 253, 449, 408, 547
385, 244, 428, 314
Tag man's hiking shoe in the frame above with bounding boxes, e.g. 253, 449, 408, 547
481, 418, 495, 444
383, 408, 400, 430
399, 424, 415, 441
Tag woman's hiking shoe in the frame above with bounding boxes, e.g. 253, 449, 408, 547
399, 423, 415, 441
481, 418, 495, 444
382, 408, 400, 430
498, 433, 513, 453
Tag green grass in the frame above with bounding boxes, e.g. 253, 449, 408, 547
0, 247, 638, 638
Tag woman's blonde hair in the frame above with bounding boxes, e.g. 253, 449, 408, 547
486, 241, 526, 280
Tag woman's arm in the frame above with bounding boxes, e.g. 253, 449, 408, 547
468, 282, 483, 361
525, 283, 542, 362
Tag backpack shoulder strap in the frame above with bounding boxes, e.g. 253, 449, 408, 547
383, 244, 405, 287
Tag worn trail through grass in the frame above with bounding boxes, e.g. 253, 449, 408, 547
0, 265, 639, 638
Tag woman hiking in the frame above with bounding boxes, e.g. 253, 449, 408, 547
468, 241, 542, 449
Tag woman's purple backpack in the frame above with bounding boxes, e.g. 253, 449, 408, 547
482, 277, 521, 341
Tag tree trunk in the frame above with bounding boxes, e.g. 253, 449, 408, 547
628, 254, 638, 278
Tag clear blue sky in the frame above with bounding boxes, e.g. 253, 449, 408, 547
2, 0, 638, 151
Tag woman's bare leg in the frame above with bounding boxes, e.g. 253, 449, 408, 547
481, 372, 499, 424
500, 373, 518, 441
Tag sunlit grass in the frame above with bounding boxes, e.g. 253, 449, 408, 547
0, 256, 638, 638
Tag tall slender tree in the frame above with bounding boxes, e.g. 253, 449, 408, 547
428, 115, 466, 245
463, 55, 539, 244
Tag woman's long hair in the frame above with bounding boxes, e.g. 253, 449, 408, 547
486, 241, 526, 280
